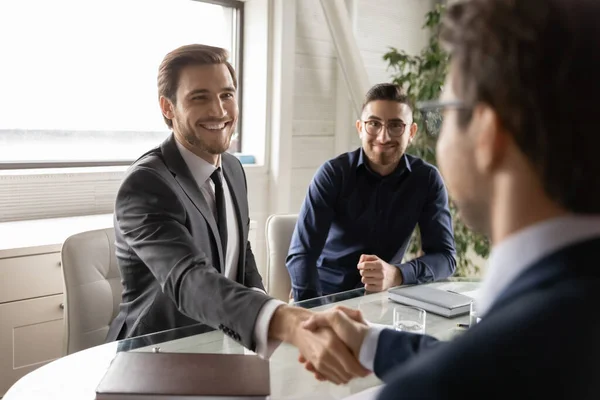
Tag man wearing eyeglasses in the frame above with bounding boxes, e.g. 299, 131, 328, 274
287, 83, 457, 302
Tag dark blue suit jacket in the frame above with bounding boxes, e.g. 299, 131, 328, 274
375, 236, 600, 399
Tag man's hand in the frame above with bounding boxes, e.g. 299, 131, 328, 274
299, 306, 371, 382
268, 305, 370, 385
357, 254, 403, 292
303, 306, 368, 357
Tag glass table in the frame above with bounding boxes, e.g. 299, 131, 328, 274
4, 279, 480, 400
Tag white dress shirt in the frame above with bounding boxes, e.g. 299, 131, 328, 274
176, 141, 240, 279
358, 214, 600, 371
176, 141, 284, 358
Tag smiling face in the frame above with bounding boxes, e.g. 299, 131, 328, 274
160, 63, 238, 160
356, 100, 417, 170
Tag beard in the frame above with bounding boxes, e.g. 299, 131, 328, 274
364, 145, 402, 167
175, 116, 235, 155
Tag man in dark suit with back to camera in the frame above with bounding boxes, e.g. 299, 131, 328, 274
300, 0, 600, 398
106, 44, 369, 385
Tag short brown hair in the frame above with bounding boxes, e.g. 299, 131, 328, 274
441, 0, 600, 213
157, 44, 237, 128
361, 83, 413, 113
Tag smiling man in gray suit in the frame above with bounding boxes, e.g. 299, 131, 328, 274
106, 44, 368, 384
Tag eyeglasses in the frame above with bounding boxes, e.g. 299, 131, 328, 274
362, 120, 408, 137
417, 99, 470, 137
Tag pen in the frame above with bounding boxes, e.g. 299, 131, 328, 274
456, 323, 469, 329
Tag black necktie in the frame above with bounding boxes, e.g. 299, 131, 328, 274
210, 168, 228, 256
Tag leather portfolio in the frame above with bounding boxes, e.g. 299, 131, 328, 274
95, 351, 270, 399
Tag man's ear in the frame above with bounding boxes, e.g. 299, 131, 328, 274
473, 105, 507, 173
159, 96, 175, 120
355, 119, 362, 137
409, 122, 418, 143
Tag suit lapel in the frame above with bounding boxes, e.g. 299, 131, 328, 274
222, 155, 246, 283
160, 134, 224, 272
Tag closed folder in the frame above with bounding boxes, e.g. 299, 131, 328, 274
95, 352, 270, 399
388, 285, 472, 317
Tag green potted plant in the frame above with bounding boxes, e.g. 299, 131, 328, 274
383, 4, 490, 277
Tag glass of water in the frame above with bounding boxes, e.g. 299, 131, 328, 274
393, 305, 426, 334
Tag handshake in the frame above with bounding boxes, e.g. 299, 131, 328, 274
271, 305, 374, 385
270, 254, 403, 384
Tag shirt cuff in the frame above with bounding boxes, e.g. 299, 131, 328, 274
358, 323, 387, 371
253, 299, 287, 359
396, 262, 416, 285
251, 287, 268, 295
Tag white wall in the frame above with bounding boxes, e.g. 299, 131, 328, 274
356, 0, 434, 84
290, 0, 337, 212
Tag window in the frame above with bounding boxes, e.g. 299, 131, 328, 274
0, 0, 243, 168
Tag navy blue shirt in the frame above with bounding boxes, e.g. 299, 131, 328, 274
286, 148, 456, 301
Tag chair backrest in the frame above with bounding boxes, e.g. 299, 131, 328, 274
265, 214, 297, 302
60, 227, 121, 354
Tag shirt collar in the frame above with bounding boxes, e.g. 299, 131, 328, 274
477, 214, 600, 316
175, 138, 221, 185
357, 148, 412, 177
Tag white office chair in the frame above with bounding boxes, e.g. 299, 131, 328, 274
60, 228, 121, 355
265, 214, 297, 302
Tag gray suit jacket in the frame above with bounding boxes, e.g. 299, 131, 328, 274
106, 134, 270, 350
